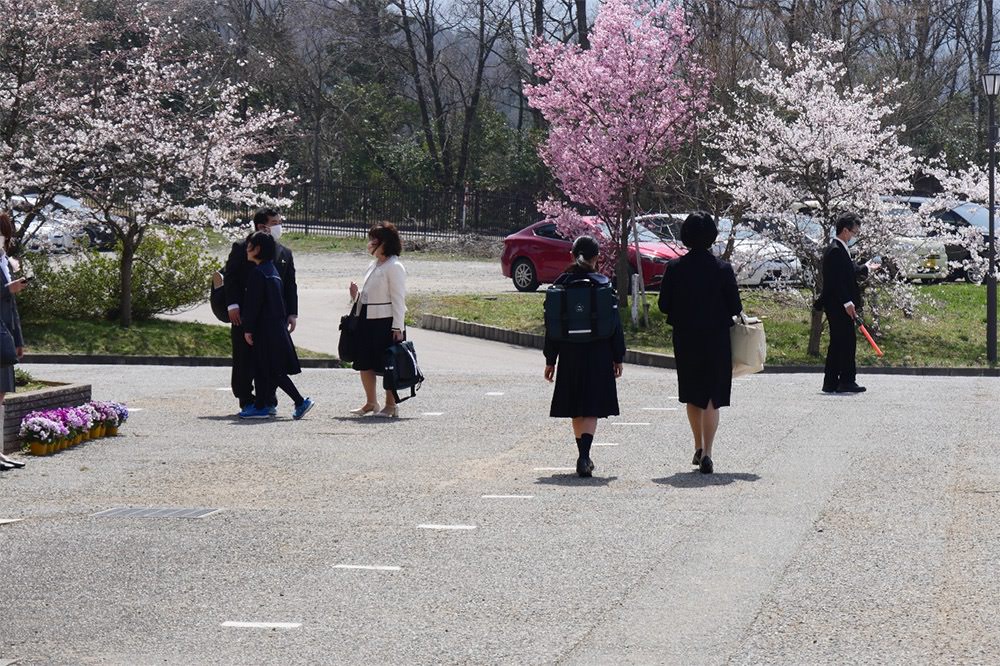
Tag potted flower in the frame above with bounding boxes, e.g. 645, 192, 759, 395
107, 402, 128, 436
79, 403, 102, 439
20, 411, 69, 456
57, 407, 89, 446
91, 401, 120, 436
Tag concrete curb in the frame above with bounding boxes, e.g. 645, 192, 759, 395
418, 314, 1000, 377
21, 354, 343, 369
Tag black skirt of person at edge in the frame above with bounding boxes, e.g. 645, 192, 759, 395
0, 210, 27, 472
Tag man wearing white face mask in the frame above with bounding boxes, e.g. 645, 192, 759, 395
224, 208, 298, 416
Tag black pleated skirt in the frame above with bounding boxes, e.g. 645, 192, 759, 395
352, 306, 394, 374
672, 327, 733, 409
549, 340, 620, 418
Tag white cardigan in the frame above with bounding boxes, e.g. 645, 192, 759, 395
359, 256, 407, 329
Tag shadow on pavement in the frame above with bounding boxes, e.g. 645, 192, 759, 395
326, 416, 416, 423
535, 474, 618, 487
653, 472, 761, 488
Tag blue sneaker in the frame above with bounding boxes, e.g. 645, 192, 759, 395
268, 406, 278, 417
293, 398, 315, 420
239, 405, 273, 420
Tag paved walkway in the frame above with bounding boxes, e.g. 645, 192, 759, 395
1, 356, 999, 663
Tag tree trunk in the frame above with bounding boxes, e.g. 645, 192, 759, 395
118, 235, 137, 327
807, 308, 824, 357
575, 0, 589, 49
615, 220, 631, 324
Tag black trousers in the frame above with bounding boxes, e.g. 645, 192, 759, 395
230, 325, 255, 408
823, 307, 857, 389
254, 375, 303, 410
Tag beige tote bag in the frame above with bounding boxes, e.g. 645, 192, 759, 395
731, 314, 766, 377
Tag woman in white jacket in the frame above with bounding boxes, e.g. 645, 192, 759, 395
348, 222, 408, 418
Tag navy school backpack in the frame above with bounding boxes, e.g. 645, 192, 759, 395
544, 274, 617, 343
383, 340, 424, 402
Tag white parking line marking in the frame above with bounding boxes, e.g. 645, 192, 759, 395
608, 422, 651, 426
417, 524, 477, 530
215, 388, 230, 391
130, 408, 146, 412
481, 495, 534, 499
333, 564, 402, 571
592, 442, 619, 447
0, 519, 23, 526
642, 407, 678, 411
485, 392, 505, 396
533, 467, 575, 472
221, 621, 302, 629
422, 412, 444, 416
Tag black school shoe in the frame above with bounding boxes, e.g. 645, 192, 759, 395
699, 456, 713, 474
836, 383, 867, 393
692, 448, 703, 465
576, 457, 594, 478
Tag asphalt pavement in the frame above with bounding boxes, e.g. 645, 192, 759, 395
2, 357, 999, 664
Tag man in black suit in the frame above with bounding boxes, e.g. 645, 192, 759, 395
225, 208, 298, 413
818, 213, 869, 394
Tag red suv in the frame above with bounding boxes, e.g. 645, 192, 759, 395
501, 219, 684, 292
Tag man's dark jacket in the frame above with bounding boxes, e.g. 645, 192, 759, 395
816, 240, 867, 312
224, 240, 298, 316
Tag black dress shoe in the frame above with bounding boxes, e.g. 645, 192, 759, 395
822, 386, 838, 393
0, 458, 25, 469
692, 448, 703, 465
836, 383, 867, 393
576, 456, 594, 478
699, 456, 713, 474
0, 461, 13, 471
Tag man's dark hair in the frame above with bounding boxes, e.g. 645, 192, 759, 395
248, 230, 276, 262
680, 210, 718, 250
835, 213, 862, 234
369, 222, 403, 257
252, 208, 280, 230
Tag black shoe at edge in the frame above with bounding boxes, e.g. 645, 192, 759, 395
699, 456, 714, 474
692, 448, 703, 465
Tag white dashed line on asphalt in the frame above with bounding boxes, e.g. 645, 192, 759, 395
215, 387, 230, 391
485, 392, 505, 396
333, 564, 402, 571
0, 519, 23, 526
129, 408, 146, 412
221, 621, 302, 629
481, 495, 534, 499
422, 412, 444, 416
592, 442, 619, 447
533, 467, 575, 472
608, 422, 651, 426
417, 524, 477, 530
642, 407, 678, 411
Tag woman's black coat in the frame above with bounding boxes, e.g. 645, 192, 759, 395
657, 249, 742, 409
241, 261, 301, 379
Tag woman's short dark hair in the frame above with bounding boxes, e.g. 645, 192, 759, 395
248, 230, 276, 262
680, 211, 718, 250
0, 211, 14, 254
835, 213, 862, 234
369, 222, 402, 257
252, 208, 279, 230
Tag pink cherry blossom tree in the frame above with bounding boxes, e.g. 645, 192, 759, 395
51, 12, 294, 326
712, 39, 937, 355
525, 0, 709, 317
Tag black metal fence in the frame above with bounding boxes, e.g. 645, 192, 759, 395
282, 182, 540, 239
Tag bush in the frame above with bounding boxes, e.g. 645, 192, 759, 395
18, 229, 217, 322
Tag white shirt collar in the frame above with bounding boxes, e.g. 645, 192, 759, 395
834, 237, 851, 256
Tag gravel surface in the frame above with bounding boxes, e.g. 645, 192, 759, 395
2, 355, 999, 664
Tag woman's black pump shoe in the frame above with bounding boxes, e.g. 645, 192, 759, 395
692, 448, 703, 465
1, 458, 25, 469
699, 456, 713, 474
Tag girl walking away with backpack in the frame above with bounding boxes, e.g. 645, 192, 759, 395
239, 232, 314, 420
543, 236, 625, 477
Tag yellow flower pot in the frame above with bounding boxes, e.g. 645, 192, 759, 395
75, 434, 83, 445
29, 441, 47, 456
89, 426, 101, 439
107, 425, 119, 437
45, 442, 55, 455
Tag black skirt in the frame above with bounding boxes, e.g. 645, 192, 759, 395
672, 326, 733, 409
549, 340, 620, 418
352, 306, 394, 373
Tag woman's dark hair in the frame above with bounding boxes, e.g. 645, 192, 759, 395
572, 235, 600, 261
680, 211, 718, 250
252, 207, 279, 230
835, 213, 862, 234
369, 222, 402, 257
247, 230, 276, 262
0, 211, 14, 254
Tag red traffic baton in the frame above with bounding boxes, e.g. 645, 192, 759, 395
855, 316, 884, 357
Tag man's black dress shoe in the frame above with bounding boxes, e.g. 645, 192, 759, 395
821, 386, 838, 393
576, 456, 594, 478
836, 383, 867, 393
0, 461, 13, 471
692, 448, 703, 465
699, 456, 713, 474
0, 458, 25, 469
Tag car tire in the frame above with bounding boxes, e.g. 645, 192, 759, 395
965, 266, 986, 284
512, 259, 539, 292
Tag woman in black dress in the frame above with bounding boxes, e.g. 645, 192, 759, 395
0, 211, 27, 471
239, 232, 314, 420
658, 212, 743, 474
544, 236, 626, 477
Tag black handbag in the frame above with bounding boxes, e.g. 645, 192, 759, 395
382, 340, 424, 402
338, 300, 361, 362
0, 320, 18, 367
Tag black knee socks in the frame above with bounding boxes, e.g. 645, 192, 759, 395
577, 433, 593, 460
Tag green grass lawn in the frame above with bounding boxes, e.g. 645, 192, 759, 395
22, 318, 333, 359
407, 283, 992, 367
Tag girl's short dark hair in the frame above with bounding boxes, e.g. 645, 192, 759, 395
680, 211, 718, 250
369, 222, 402, 257
248, 230, 276, 262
